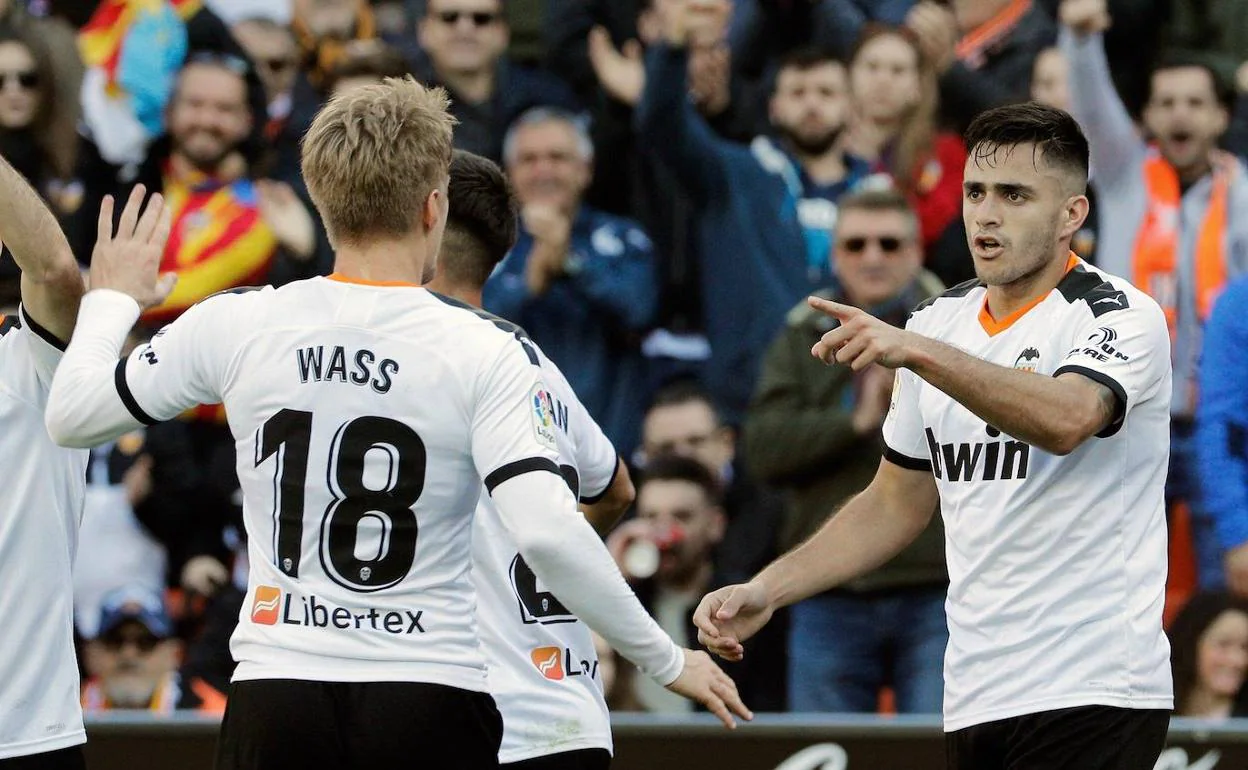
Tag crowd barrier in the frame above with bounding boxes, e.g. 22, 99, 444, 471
83, 714, 1247, 769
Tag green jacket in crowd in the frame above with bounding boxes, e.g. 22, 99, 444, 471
744, 272, 947, 595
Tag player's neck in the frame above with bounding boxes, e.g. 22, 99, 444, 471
424, 277, 482, 309
984, 248, 1071, 320
333, 235, 432, 286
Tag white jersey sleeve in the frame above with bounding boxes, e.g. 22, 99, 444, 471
536, 349, 618, 501
882, 316, 933, 471
1, 306, 66, 401
1052, 295, 1170, 438
470, 339, 564, 487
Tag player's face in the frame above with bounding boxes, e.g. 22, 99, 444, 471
833, 208, 923, 307
506, 120, 590, 214
1030, 48, 1069, 111
0, 42, 39, 130
1145, 67, 1228, 178
85, 621, 180, 709
962, 142, 1080, 288
641, 400, 734, 476
769, 62, 850, 156
850, 33, 921, 123
168, 64, 252, 172
418, 0, 507, 75
1196, 609, 1248, 700
635, 479, 725, 585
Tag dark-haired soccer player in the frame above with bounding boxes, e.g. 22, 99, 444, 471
695, 102, 1173, 769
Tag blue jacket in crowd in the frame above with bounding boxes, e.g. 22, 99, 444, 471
1199, 277, 1248, 551
635, 44, 871, 424
484, 206, 657, 458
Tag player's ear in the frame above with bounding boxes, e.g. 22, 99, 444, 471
1058, 193, 1090, 241
421, 188, 443, 232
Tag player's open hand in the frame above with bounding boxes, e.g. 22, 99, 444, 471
665, 648, 753, 729
89, 185, 175, 309
693, 581, 772, 662
808, 296, 917, 371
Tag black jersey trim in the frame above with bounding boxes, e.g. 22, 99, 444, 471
579, 454, 622, 504
20, 306, 68, 350
485, 457, 563, 494
884, 445, 933, 472
911, 278, 984, 314
114, 358, 158, 425
1052, 364, 1128, 438
1056, 265, 1131, 318
428, 291, 540, 365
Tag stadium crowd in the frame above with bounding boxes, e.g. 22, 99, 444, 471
1, 0, 1247, 723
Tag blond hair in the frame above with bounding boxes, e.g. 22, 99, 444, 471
301, 76, 456, 244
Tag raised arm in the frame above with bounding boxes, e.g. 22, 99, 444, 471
1060, 0, 1145, 189
0, 155, 84, 344
694, 457, 939, 660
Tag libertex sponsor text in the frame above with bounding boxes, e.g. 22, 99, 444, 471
250, 585, 426, 634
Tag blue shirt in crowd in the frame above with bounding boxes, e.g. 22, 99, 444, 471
1199, 277, 1248, 551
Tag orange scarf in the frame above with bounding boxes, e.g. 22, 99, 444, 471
1132, 151, 1230, 341
955, 0, 1032, 71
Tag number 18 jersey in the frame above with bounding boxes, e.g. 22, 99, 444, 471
115, 276, 567, 690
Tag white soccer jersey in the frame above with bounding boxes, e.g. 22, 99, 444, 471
452, 302, 620, 763
0, 308, 87, 759
882, 256, 1174, 732
112, 276, 570, 690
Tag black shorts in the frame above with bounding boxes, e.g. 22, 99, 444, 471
0, 746, 85, 770
215, 679, 503, 770
946, 705, 1170, 770
502, 748, 610, 770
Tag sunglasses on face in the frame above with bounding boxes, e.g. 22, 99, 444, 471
839, 235, 905, 254
0, 70, 38, 90
100, 629, 162, 653
435, 10, 500, 26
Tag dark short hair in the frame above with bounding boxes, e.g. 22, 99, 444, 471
327, 42, 410, 88
776, 45, 844, 77
963, 102, 1089, 187
1150, 56, 1234, 109
646, 379, 720, 420
837, 186, 919, 235
443, 149, 518, 287
637, 453, 723, 506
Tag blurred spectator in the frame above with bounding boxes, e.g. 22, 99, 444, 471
0, 24, 81, 303
636, 0, 872, 423
1030, 45, 1098, 262
78, 0, 266, 170
632, 381, 787, 709
1199, 279, 1248, 595
72, 415, 201, 639
324, 37, 409, 95
75, 55, 329, 325
1168, 592, 1248, 719
230, 18, 299, 146
412, 0, 580, 160
745, 188, 946, 713
843, 25, 968, 284
1062, 0, 1248, 591
904, 0, 1055, 130
80, 585, 225, 713
291, 0, 375, 89
209, 0, 291, 26
483, 108, 656, 457
607, 455, 727, 713
544, 0, 643, 100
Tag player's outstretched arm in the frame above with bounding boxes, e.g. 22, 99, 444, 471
0, 154, 84, 344
694, 458, 938, 661
808, 297, 1137, 456
45, 188, 176, 448
491, 470, 752, 728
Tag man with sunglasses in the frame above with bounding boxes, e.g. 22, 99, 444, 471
414, 0, 581, 161
745, 187, 948, 714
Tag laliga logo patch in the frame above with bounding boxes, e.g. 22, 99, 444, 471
530, 384, 558, 450
1013, 347, 1041, 373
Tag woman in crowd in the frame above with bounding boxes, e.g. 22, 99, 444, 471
842, 24, 968, 285
1169, 592, 1248, 719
